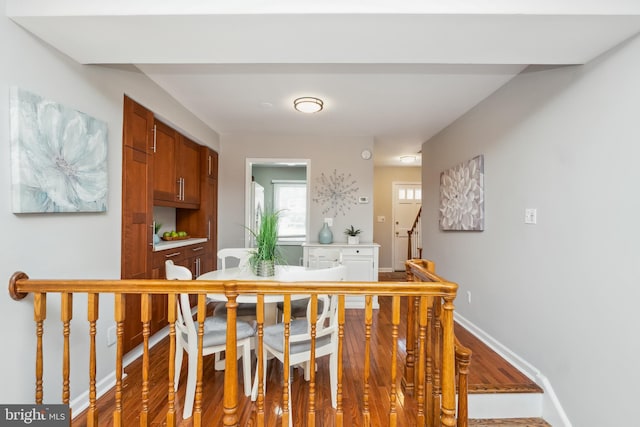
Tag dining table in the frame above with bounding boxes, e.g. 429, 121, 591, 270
197, 264, 310, 324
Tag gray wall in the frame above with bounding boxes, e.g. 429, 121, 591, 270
422, 35, 640, 426
0, 3, 219, 406
218, 133, 375, 251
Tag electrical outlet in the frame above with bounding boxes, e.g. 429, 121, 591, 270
107, 326, 116, 347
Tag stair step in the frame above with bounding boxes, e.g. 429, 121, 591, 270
469, 418, 551, 426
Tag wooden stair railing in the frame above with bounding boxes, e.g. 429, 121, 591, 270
8, 260, 469, 427
403, 259, 472, 427
408, 207, 423, 260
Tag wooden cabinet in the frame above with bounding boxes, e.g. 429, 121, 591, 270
152, 120, 201, 208
176, 147, 218, 275
122, 96, 217, 355
302, 243, 380, 309
121, 96, 155, 353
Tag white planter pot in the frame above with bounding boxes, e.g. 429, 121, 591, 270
347, 236, 360, 245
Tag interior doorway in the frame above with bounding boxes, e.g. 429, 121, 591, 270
392, 182, 422, 271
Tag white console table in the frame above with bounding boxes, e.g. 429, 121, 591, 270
302, 242, 380, 309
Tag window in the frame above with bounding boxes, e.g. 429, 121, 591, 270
273, 180, 307, 242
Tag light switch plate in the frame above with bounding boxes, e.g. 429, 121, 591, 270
525, 208, 537, 224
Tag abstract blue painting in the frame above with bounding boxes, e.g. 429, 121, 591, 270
10, 87, 108, 213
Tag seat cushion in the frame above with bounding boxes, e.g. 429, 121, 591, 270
263, 319, 332, 354
276, 298, 324, 318
183, 317, 256, 347
213, 302, 257, 318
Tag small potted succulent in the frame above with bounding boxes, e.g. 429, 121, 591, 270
344, 225, 362, 245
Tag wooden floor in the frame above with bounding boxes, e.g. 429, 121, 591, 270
73, 272, 545, 426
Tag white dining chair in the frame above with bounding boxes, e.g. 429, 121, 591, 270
252, 265, 346, 424
217, 247, 252, 270
166, 260, 255, 419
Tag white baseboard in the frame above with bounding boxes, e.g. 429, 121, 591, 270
454, 313, 572, 427
70, 325, 170, 418
378, 267, 394, 273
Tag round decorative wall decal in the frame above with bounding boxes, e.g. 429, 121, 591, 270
439, 155, 484, 231
313, 169, 359, 217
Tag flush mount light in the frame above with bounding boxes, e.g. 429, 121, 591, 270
294, 97, 323, 113
400, 155, 417, 164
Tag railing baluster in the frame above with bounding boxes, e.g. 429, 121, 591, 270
416, 296, 428, 427
34, 292, 46, 404
389, 295, 400, 427
140, 293, 151, 427
433, 299, 442, 427
362, 294, 373, 427
194, 294, 206, 426
336, 294, 345, 427
87, 293, 99, 427
255, 294, 265, 427
113, 294, 124, 427
426, 303, 434, 427
404, 262, 417, 394
166, 293, 177, 427
282, 294, 291, 427
61, 292, 72, 404
307, 294, 318, 427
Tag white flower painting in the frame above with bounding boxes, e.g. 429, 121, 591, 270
439, 155, 484, 231
10, 87, 108, 213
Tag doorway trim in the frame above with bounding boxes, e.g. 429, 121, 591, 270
391, 181, 422, 271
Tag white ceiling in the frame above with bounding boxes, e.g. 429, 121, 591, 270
7, 1, 640, 166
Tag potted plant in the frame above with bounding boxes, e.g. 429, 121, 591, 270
248, 210, 284, 276
344, 225, 362, 245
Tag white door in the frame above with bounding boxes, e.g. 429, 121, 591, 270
392, 182, 422, 271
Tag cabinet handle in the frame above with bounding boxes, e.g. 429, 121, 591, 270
207, 220, 211, 241
164, 252, 181, 258
192, 247, 204, 252
208, 155, 212, 176
151, 125, 157, 153
180, 178, 185, 201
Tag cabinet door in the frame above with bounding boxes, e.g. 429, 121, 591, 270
342, 256, 375, 282
121, 97, 154, 354
178, 136, 201, 206
153, 120, 179, 204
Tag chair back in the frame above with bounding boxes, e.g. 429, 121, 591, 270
217, 248, 252, 270
280, 265, 346, 340
165, 260, 196, 339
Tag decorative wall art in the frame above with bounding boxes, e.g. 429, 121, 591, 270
439, 155, 484, 231
312, 169, 359, 217
10, 87, 108, 213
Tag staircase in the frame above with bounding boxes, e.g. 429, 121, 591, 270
380, 273, 553, 426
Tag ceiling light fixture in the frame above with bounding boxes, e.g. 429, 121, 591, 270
294, 97, 323, 113
400, 155, 417, 164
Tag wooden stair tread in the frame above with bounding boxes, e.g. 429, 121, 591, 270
469, 418, 551, 426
